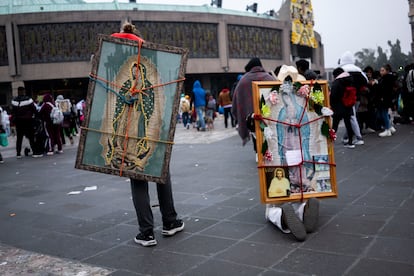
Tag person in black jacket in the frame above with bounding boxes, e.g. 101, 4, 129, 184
330, 68, 355, 149
11, 87, 37, 158
376, 64, 397, 137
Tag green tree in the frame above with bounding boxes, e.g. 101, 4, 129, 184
354, 39, 413, 71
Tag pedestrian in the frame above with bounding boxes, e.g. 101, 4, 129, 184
11, 86, 37, 158
39, 93, 63, 155
376, 64, 398, 137
191, 80, 207, 131
205, 94, 216, 130
218, 87, 235, 128
111, 21, 184, 247
295, 59, 318, 80
232, 58, 274, 150
180, 95, 191, 129
338, 51, 368, 146
0, 106, 8, 163
330, 67, 356, 149
55, 95, 74, 145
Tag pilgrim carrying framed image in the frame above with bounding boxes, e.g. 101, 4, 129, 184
252, 80, 337, 203
75, 35, 189, 184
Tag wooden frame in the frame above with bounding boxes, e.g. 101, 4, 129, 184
252, 80, 337, 203
75, 35, 189, 184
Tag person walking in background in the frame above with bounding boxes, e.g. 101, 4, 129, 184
205, 93, 216, 130
338, 51, 368, 146
39, 94, 63, 155
376, 64, 398, 137
330, 68, 356, 149
11, 86, 37, 159
180, 95, 191, 129
56, 95, 74, 145
218, 87, 235, 128
232, 57, 274, 148
111, 21, 184, 247
191, 80, 207, 131
295, 59, 317, 80
230, 74, 243, 127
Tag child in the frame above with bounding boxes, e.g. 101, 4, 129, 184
205, 95, 216, 130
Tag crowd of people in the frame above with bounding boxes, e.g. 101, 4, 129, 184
2, 33, 413, 245
0, 86, 85, 162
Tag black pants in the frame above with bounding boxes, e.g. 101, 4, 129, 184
130, 173, 178, 235
15, 121, 35, 156
332, 113, 354, 145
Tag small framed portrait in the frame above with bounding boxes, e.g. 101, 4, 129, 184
253, 80, 337, 203
266, 167, 291, 198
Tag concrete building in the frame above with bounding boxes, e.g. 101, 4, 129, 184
0, 0, 325, 106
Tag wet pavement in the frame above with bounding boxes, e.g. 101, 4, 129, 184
0, 118, 413, 275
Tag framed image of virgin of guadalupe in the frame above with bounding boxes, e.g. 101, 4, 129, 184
252, 80, 337, 203
75, 35, 189, 184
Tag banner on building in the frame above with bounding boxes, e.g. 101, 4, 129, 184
290, 0, 318, 48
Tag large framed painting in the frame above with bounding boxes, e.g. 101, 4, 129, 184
252, 80, 337, 203
75, 35, 189, 184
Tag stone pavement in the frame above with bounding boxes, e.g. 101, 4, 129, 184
0, 118, 413, 276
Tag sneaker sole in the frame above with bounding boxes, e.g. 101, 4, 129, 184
162, 222, 185, 236
303, 198, 319, 233
281, 204, 306, 241
134, 238, 157, 247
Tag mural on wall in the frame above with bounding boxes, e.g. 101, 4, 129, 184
18, 21, 217, 64
228, 25, 282, 59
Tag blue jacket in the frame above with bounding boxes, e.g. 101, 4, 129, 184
192, 80, 206, 108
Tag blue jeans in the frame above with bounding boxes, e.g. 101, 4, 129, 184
196, 106, 206, 129
378, 107, 390, 129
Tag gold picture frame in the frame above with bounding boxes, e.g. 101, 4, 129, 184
252, 80, 337, 203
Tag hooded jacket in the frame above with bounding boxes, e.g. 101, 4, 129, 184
192, 80, 206, 108
339, 51, 368, 95
330, 72, 354, 116
39, 94, 55, 124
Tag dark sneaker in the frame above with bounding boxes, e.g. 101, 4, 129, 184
162, 220, 185, 236
0, 155, 3, 164
24, 147, 30, 156
281, 204, 306, 242
303, 198, 319, 233
134, 232, 157, 247
16, 154, 22, 159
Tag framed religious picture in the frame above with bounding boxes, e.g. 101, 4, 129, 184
252, 80, 337, 203
75, 34, 189, 184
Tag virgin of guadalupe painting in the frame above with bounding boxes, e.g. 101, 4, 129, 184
75, 35, 188, 184
252, 80, 337, 203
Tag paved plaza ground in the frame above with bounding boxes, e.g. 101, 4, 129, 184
0, 119, 413, 275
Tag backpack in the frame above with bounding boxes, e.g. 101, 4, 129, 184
47, 102, 64, 125
342, 86, 357, 107
181, 100, 190, 113
406, 69, 414, 93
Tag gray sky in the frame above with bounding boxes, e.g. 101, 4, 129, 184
86, 0, 412, 68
